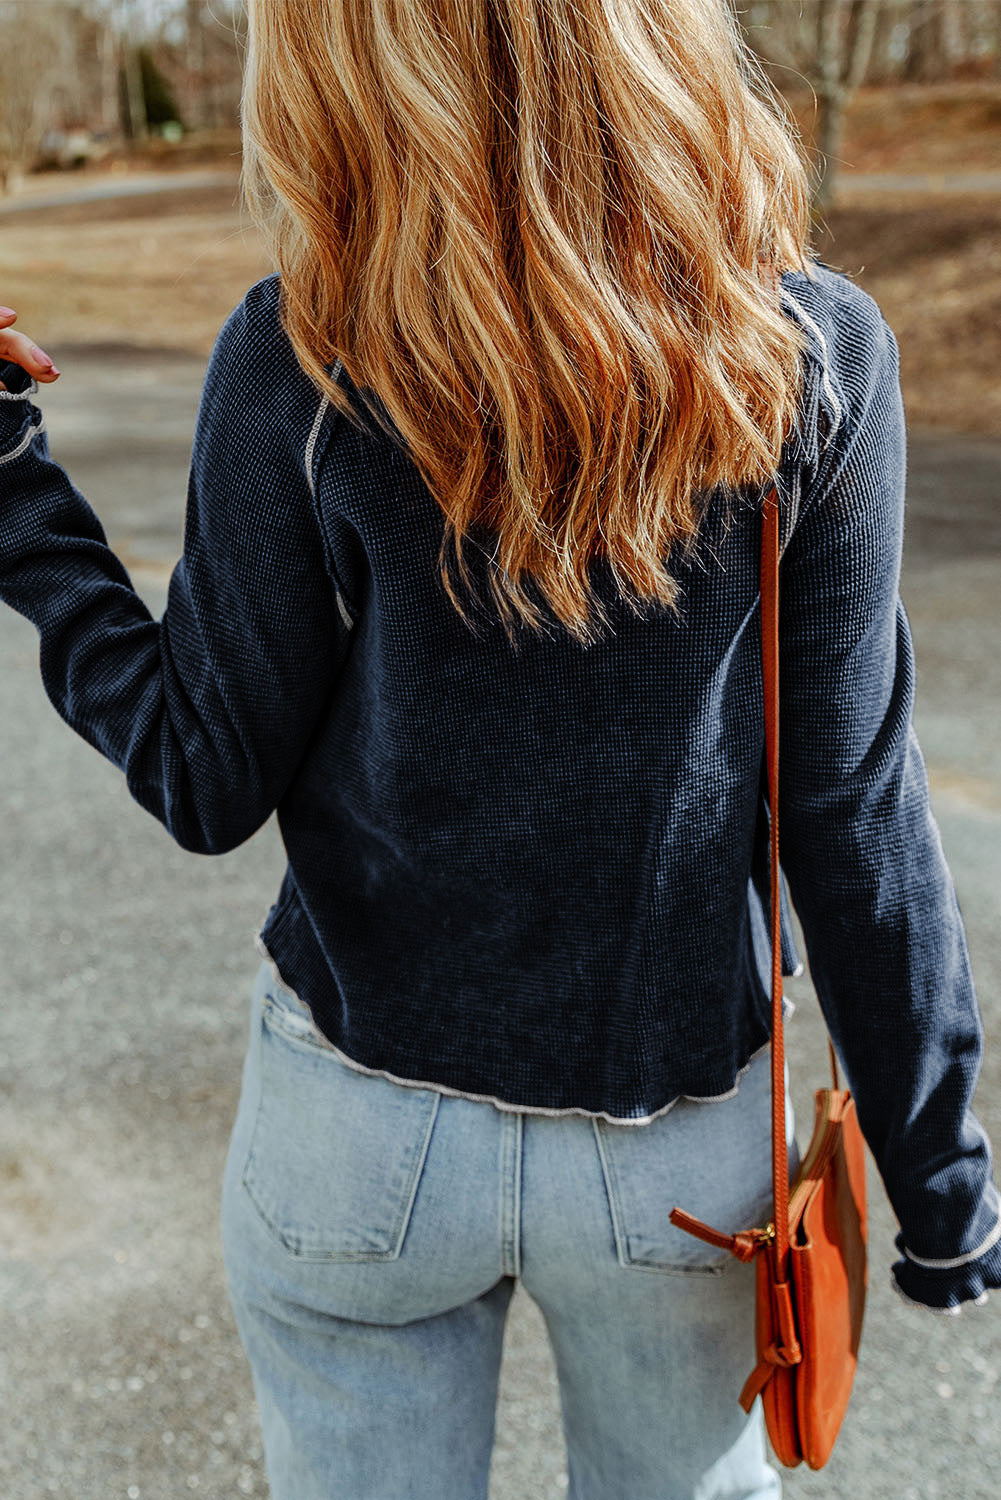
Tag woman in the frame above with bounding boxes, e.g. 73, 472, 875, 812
2, 0, 998, 1494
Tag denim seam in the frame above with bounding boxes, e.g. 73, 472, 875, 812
244, 998, 441, 1260
592, 1121, 732, 1275
591, 1121, 630, 1268
499, 1112, 522, 1278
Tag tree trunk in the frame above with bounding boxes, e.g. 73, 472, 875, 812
812, 0, 880, 211
187, 0, 207, 129
123, 41, 148, 141
100, 19, 120, 134
904, 0, 947, 83
813, 0, 847, 210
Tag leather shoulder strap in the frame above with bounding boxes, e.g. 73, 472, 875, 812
760, 488, 791, 1268
761, 481, 842, 1273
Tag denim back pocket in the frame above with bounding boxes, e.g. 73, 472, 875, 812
592, 1050, 781, 1275
240, 977, 440, 1261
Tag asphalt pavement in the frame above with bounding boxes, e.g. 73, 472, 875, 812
1, 345, 999, 1499
0, 169, 238, 215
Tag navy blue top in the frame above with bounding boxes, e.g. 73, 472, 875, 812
1, 259, 998, 1310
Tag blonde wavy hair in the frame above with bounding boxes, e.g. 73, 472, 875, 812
242, 0, 819, 644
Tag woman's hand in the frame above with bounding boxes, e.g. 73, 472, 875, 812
0, 308, 60, 388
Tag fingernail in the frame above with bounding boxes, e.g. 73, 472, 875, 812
49, 366, 61, 377
0, 306, 16, 317
30, 344, 54, 369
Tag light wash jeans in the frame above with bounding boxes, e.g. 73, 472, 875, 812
220, 958, 800, 1499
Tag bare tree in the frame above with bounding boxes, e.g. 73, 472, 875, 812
0, 1, 72, 191
739, 0, 882, 210
122, 44, 149, 140
904, 0, 956, 80
898, 0, 1000, 81
742, 0, 1000, 200
98, 13, 121, 133
173, 0, 246, 130
0, 0, 194, 188
814, 0, 881, 206
183, 0, 207, 128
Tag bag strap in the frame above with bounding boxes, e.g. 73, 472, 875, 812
760, 484, 841, 1276
670, 268, 843, 1274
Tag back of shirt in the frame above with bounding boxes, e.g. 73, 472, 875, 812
264, 281, 817, 1119
1, 257, 997, 1289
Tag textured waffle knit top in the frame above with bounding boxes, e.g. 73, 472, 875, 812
1, 259, 999, 1310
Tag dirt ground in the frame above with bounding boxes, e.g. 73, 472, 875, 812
812, 198, 1001, 435
0, 181, 270, 358
788, 78, 1001, 175
1, 81, 999, 435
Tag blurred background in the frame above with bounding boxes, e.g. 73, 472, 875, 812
1, 3, 1000, 1499
1, 0, 1000, 427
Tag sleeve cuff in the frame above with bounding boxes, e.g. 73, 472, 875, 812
891, 1185, 1001, 1312
0, 361, 45, 461
890, 1266, 993, 1316
0, 360, 38, 399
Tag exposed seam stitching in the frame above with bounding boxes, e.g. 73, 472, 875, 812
779, 287, 843, 448
304, 360, 357, 632
304, 354, 345, 496
775, 470, 800, 566
0, 413, 45, 465
512, 1114, 522, 1277
252, 932, 791, 1127
0, 375, 39, 400
498, 1112, 522, 1277
902, 1192, 1001, 1269
335, 591, 354, 630
304, 390, 331, 498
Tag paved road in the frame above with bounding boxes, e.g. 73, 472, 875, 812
1, 347, 999, 1499
0, 168, 238, 215
834, 168, 1001, 194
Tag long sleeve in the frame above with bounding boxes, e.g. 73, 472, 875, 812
0, 279, 353, 854
776, 285, 1000, 1309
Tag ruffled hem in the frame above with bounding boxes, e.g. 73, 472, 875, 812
889, 1273, 990, 1317
252, 931, 794, 1128
890, 1231, 1001, 1313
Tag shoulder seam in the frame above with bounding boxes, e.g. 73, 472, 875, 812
303, 357, 358, 630
305, 390, 332, 499
780, 283, 844, 452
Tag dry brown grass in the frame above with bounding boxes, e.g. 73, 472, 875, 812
814, 198, 1001, 436
789, 79, 1001, 175
0, 180, 270, 356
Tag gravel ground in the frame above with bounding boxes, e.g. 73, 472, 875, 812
1, 348, 999, 1498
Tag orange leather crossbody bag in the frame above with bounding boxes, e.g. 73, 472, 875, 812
670, 486, 869, 1470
